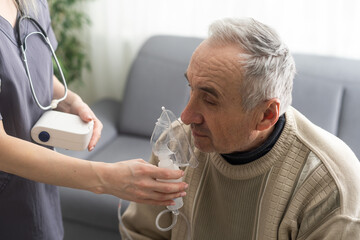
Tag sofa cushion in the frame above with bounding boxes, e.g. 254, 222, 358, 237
90, 135, 152, 163
338, 83, 360, 158
293, 54, 360, 82
60, 187, 119, 232
118, 36, 203, 138
292, 77, 343, 135
293, 54, 360, 158
56, 99, 120, 160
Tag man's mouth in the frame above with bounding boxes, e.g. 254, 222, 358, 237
191, 126, 207, 138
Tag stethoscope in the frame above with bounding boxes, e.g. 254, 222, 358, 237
16, 15, 67, 110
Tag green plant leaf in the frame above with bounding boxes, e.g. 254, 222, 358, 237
49, 0, 93, 85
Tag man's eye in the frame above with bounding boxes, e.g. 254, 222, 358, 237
204, 97, 217, 106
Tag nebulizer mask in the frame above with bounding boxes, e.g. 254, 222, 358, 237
118, 107, 198, 239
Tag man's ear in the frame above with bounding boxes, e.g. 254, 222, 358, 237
256, 98, 280, 131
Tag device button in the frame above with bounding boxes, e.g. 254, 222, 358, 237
38, 131, 50, 142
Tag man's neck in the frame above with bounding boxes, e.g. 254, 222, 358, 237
221, 115, 286, 165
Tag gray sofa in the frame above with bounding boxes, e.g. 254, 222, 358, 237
57, 35, 360, 239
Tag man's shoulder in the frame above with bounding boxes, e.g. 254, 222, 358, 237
287, 107, 358, 163
287, 107, 360, 215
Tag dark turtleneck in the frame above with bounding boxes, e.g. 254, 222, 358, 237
221, 114, 285, 165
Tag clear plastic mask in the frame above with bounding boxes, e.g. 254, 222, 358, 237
150, 107, 198, 168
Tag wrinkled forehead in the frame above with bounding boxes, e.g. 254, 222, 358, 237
187, 40, 244, 83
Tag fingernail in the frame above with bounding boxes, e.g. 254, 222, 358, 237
89, 146, 94, 151
184, 183, 189, 189
181, 192, 187, 197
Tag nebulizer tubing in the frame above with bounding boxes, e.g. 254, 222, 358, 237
155, 208, 191, 239
118, 199, 191, 240
118, 106, 197, 240
155, 208, 179, 231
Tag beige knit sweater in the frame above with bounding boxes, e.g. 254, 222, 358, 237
120, 107, 360, 240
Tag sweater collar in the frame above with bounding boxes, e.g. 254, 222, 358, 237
221, 115, 286, 165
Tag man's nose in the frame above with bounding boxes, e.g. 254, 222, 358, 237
181, 100, 203, 125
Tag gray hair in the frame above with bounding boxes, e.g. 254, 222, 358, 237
208, 18, 296, 115
15, 0, 37, 16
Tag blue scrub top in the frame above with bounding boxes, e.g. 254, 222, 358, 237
0, 0, 63, 239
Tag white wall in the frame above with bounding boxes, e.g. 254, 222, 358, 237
71, 0, 360, 104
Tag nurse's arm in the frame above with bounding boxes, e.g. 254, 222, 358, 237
0, 121, 187, 205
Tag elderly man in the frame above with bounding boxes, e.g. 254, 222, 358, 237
120, 18, 360, 239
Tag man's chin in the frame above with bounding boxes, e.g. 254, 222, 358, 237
194, 140, 215, 153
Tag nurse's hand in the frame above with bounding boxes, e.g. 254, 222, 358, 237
52, 76, 103, 151
68, 99, 103, 151
91, 159, 188, 205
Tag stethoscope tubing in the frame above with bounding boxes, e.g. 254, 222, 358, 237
17, 15, 68, 110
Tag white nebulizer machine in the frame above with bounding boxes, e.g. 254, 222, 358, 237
118, 106, 198, 240
31, 110, 93, 151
